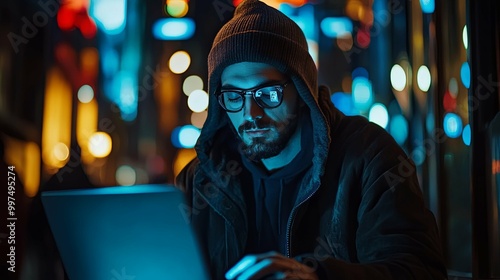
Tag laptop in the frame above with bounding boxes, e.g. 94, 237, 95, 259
41, 184, 209, 280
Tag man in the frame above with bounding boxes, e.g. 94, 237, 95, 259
176, 0, 447, 279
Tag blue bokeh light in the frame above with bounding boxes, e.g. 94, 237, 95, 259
419, 0, 435, 13
320, 17, 353, 38
90, 0, 127, 35
462, 124, 471, 146
352, 67, 369, 79
352, 77, 373, 111
460, 62, 471, 89
171, 125, 201, 149
331, 92, 357, 115
152, 18, 195, 40
389, 114, 409, 145
443, 113, 463, 139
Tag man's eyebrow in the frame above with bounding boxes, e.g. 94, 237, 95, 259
221, 79, 284, 90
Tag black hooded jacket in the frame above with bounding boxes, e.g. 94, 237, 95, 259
176, 80, 447, 279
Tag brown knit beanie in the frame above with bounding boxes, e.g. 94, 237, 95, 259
207, 0, 318, 104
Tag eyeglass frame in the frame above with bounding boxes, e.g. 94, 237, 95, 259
216, 79, 291, 113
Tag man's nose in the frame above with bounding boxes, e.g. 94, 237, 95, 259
243, 94, 264, 121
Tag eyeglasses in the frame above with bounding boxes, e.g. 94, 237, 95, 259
216, 80, 290, 112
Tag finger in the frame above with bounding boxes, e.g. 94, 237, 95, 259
226, 252, 281, 279
234, 255, 311, 280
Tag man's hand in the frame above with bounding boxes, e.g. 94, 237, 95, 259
225, 251, 319, 280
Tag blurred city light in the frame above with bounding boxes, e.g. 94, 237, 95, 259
449, 77, 458, 97
389, 114, 408, 145
390, 64, 406, 91
169, 51, 191, 74
368, 103, 389, 129
462, 124, 471, 146
337, 34, 354, 51
77, 85, 94, 103
90, 0, 127, 35
417, 65, 431, 92
352, 77, 373, 111
462, 25, 468, 49
116, 165, 136, 186
356, 28, 370, 48
53, 142, 69, 161
419, 0, 435, 13
42, 67, 72, 170
320, 17, 353, 38
443, 90, 457, 112
173, 148, 197, 178
114, 71, 138, 121
187, 89, 209, 112
191, 111, 208, 128
101, 46, 120, 77
171, 125, 201, 148
460, 62, 470, 89
352, 67, 369, 79
166, 0, 189, 17
152, 18, 195, 40
88, 132, 112, 158
183, 75, 204, 96
331, 92, 356, 116
77, 99, 98, 163
443, 113, 463, 139
25, 142, 40, 197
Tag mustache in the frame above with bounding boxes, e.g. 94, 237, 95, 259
238, 119, 272, 134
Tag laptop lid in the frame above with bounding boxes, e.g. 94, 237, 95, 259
41, 184, 209, 280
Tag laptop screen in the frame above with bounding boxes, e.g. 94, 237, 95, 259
41, 184, 209, 280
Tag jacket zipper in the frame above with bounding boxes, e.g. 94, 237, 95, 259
285, 184, 319, 257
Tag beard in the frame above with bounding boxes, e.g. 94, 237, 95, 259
237, 113, 300, 161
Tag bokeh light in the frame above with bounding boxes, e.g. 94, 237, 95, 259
417, 65, 431, 92
90, 0, 127, 35
320, 17, 353, 38
443, 113, 463, 139
53, 142, 69, 161
352, 67, 369, 79
116, 165, 136, 186
169, 51, 191, 74
331, 92, 356, 116
191, 111, 208, 128
187, 89, 209, 112
171, 125, 201, 148
389, 114, 408, 145
462, 124, 471, 146
352, 77, 373, 111
462, 25, 468, 49
368, 103, 389, 129
77, 85, 94, 103
152, 18, 195, 40
183, 75, 204, 96
460, 62, 470, 89
443, 91, 457, 112
88, 131, 112, 158
390, 64, 406, 91
166, 0, 189, 17
449, 77, 458, 97
419, 0, 435, 13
